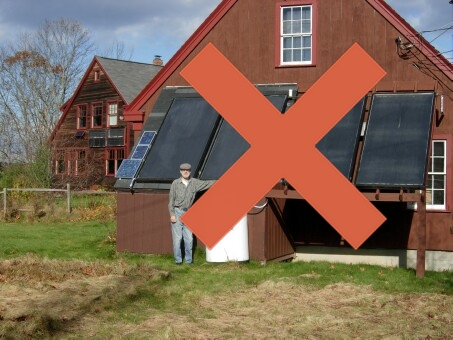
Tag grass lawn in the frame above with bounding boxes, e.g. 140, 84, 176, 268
1, 221, 453, 338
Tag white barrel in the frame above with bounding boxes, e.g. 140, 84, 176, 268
206, 215, 249, 262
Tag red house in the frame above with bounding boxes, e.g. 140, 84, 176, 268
50, 56, 163, 188
115, 0, 453, 275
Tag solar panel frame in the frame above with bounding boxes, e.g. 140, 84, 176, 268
199, 94, 288, 180
115, 159, 142, 179
135, 97, 220, 182
355, 92, 435, 189
114, 130, 156, 179
316, 97, 366, 181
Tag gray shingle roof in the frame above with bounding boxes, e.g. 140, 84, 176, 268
96, 56, 162, 104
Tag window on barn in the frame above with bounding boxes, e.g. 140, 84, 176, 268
88, 130, 106, 147
107, 102, 118, 127
106, 148, 125, 176
77, 104, 87, 129
427, 140, 447, 210
73, 149, 87, 176
277, 1, 317, 66
55, 150, 66, 174
92, 102, 104, 128
106, 128, 125, 147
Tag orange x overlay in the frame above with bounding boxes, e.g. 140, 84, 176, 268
180, 43, 387, 250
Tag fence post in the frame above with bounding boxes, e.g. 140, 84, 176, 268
66, 183, 71, 213
2, 188, 6, 219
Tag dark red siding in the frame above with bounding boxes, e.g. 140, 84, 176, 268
118, 0, 453, 260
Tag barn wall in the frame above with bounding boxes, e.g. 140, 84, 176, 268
124, 0, 453, 257
117, 191, 173, 254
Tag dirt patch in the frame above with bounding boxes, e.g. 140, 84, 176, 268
1, 257, 453, 339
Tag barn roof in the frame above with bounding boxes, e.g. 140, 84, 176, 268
124, 0, 453, 118
96, 57, 162, 103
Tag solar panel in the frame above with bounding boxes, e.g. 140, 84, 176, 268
115, 130, 156, 178
74, 130, 85, 138
355, 92, 435, 188
200, 94, 288, 180
136, 97, 220, 182
115, 159, 142, 179
139, 131, 157, 145
316, 97, 366, 180
131, 145, 148, 159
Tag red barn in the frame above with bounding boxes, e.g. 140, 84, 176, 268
115, 0, 453, 275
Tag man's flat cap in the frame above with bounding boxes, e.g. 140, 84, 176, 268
180, 163, 192, 170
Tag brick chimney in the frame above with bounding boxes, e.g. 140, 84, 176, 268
152, 55, 163, 66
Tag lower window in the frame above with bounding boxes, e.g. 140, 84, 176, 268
426, 140, 447, 210
106, 148, 125, 176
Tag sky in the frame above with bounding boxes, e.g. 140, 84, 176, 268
0, 0, 452, 65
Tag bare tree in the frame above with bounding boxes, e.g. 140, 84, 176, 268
0, 19, 95, 164
101, 39, 134, 60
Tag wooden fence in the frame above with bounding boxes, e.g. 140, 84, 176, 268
1, 183, 115, 219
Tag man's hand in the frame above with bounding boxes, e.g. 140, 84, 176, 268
170, 215, 177, 223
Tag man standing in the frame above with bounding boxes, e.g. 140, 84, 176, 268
168, 163, 215, 264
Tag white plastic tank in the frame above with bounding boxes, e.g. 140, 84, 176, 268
206, 215, 249, 262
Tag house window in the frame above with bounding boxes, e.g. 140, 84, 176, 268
427, 140, 447, 210
106, 128, 125, 146
55, 150, 66, 174
88, 130, 106, 147
77, 104, 87, 129
55, 149, 88, 176
94, 69, 100, 82
92, 102, 104, 128
277, 1, 317, 66
108, 102, 118, 127
106, 148, 125, 176
74, 149, 87, 176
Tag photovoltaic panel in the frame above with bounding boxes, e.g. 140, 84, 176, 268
316, 97, 366, 180
131, 145, 148, 159
115, 159, 142, 179
136, 97, 219, 182
356, 92, 435, 188
115, 130, 156, 178
139, 131, 157, 145
200, 94, 288, 180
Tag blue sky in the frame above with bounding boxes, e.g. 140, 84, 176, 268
0, 0, 451, 64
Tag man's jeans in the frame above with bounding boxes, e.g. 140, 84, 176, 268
171, 207, 193, 264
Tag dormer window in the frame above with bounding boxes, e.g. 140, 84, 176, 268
276, 1, 317, 67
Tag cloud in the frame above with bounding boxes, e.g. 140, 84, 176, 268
0, 0, 222, 62
0, 0, 450, 61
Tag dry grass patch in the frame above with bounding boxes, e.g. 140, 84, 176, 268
119, 280, 453, 339
0, 255, 169, 339
1, 257, 453, 339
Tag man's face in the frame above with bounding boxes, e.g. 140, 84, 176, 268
180, 169, 191, 179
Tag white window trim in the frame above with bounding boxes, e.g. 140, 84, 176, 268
280, 5, 313, 66
427, 140, 447, 210
108, 102, 118, 127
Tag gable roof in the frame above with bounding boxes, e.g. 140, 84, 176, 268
50, 56, 162, 142
97, 57, 162, 103
125, 0, 453, 117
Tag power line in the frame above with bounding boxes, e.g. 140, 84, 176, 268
419, 26, 453, 34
